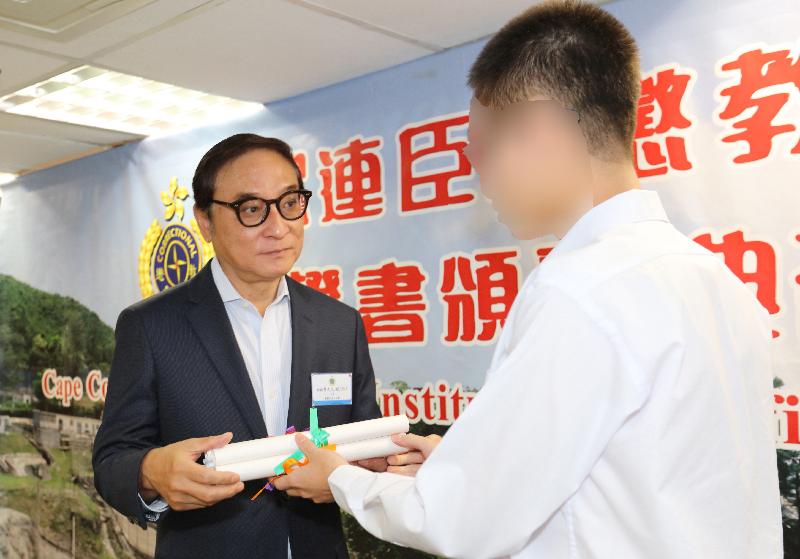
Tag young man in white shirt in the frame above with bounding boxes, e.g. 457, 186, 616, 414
273, 1, 783, 557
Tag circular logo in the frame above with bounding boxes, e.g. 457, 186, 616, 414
151, 223, 201, 291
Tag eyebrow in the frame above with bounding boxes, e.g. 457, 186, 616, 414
232, 184, 299, 199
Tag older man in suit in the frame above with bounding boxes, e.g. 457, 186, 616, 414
92, 134, 383, 558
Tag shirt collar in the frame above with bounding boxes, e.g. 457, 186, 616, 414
548, 189, 669, 258
210, 257, 290, 306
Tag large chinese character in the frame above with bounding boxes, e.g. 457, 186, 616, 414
397, 113, 475, 213
694, 230, 780, 337
293, 150, 311, 227
355, 259, 429, 345
317, 135, 385, 223
634, 64, 695, 177
717, 46, 800, 163
440, 248, 520, 344
289, 266, 342, 300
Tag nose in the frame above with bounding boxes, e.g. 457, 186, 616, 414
461, 142, 482, 173
260, 204, 290, 238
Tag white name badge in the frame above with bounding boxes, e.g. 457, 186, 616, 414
311, 372, 353, 406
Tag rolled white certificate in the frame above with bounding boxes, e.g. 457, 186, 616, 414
203, 414, 410, 470
217, 436, 406, 481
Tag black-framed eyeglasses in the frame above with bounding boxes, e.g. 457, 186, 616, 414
212, 189, 312, 227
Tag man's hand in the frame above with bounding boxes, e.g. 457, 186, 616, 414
384, 433, 442, 476
272, 434, 347, 503
353, 456, 389, 472
139, 432, 244, 511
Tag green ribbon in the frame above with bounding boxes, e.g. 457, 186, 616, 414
273, 407, 329, 476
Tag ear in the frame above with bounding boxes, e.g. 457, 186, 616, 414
193, 204, 213, 243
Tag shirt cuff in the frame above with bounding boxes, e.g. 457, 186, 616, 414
138, 493, 169, 522
328, 464, 380, 515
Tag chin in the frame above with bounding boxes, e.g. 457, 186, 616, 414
509, 228, 539, 241
499, 218, 538, 241
253, 252, 297, 277
252, 265, 291, 281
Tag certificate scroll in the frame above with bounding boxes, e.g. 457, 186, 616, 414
203, 414, 410, 481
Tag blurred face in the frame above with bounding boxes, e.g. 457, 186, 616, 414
194, 149, 304, 284
465, 96, 592, 239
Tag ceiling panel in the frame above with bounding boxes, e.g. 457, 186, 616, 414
0, 113, 138, 174
0, 112, 139, 145
0, 0, 211, 59
0, 43, 69, 97
0, 0, 152, 40
0, 128, 105, 173
95, 0, 433, 103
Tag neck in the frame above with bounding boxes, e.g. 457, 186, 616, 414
590, 156, 640, 207
217, 257, 281, 316
552, 156, 640, 239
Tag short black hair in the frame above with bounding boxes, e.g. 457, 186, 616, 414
192, 133, 304, 211
468, 0, 640, 159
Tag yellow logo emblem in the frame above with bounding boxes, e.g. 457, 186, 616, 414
138, 177, 214, 298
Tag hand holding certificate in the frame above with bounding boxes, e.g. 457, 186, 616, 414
204, 412, 411, 482
272, 425, 443, 503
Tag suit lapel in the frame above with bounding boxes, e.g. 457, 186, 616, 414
186, 265, 267, 439
286, 277, 315, 432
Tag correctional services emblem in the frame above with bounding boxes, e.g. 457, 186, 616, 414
138, 177, 215, 298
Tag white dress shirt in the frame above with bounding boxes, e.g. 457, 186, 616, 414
328, 189, 783, 559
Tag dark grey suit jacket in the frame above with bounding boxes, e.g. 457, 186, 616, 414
92, 262, 381, 558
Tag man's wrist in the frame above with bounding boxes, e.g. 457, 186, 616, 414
139, 447, 160, 502
138, 493, 169, 522
140, 487, 158, 503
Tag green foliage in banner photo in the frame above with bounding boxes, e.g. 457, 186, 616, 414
0, 274, 113, 418
779, 450, 800, 556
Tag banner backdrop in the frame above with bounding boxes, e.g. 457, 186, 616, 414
1, 0, 799, 556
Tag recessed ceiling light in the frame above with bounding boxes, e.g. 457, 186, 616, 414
0, 65, 265, 137
0, 172, 17, 185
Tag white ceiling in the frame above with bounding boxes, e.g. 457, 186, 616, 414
0, 0, 607, 175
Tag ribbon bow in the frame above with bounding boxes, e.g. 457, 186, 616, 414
251, 408, 336, 501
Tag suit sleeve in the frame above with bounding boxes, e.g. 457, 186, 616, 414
349, 309, 382, 421
92, 308, 160, 528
